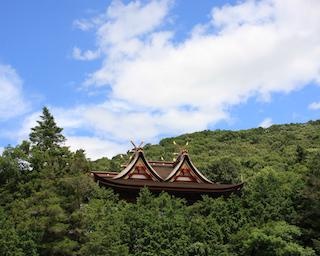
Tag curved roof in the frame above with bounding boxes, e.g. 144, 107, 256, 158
164, 152, 213, 183
94, 173, 244, 193
91, 148, 244, 199
112, 149, 163, 181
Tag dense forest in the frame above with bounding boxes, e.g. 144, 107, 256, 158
0, 107, 319, 256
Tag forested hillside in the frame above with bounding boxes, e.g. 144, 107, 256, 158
1, 107, 319, 255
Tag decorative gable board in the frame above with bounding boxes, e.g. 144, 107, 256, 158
113, 150, 163, 181
170, 162, 203, 183
124, 159, 158, 181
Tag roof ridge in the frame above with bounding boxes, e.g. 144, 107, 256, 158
164, 152, 213, 183
112, 150, 163, 181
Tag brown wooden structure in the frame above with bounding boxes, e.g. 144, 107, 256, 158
91, 147, 243, 202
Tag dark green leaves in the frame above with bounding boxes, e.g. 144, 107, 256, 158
1, 109, 320, 255
29, 106, 65, 151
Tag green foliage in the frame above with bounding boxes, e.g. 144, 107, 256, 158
296, 145, 307, 163
123, 189, 189, 256
79, 199, 129, 256
0, 208, 24, 256
297, 153, 320, 253
203, 157, 241, 183
244, 167, 303, 223
232, 221, 315, 256
29, 106, 65, 151
0, 108, 319, 255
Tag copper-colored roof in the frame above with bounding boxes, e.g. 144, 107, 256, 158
93, 173, 244, 193
91, 171, 118, 178
164, 153, 213, 183
113, 149, 163, 181
149, 160, 176, 165
91, 148, 244, 197
151, 165, 174, 179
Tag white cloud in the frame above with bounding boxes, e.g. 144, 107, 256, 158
259, 117, 273, 128
9, 107, 84, 144
9, 111, 41, 142
12, 106, 139, 159
72, 47, 101, 61
211, 0, 275, 30
308, 101, 320, 110
13, 100, 225, 159
97, 0, 172, 47
73, 15, 105, 31
23, 0, 319, 159
6, 107, 80, 144
80, 0, 320, 107
76, 103, 226, 141
0, 147, 4, 155
73, 0, 320, 138
0, 64, 29, 120
5, 0, 320, 160
73, 19, 95, 31
66, 136, 128, 160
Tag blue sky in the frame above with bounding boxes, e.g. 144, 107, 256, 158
1, 0, 320, 159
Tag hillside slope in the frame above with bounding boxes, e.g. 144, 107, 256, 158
93, 120, 320, 181
1, 109, 319, 255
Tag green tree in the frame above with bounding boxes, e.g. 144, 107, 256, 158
296, 145, 307, 163
4, 108, 95, 256
29, 107, 65, 151
298, 153, 320, 253
204, 157, 241, 183
0, 207, 24, 256
79, 199, 128, 256
244, 167, 303, 224
28, 107, 72, 176
232, 221, 315, 256
123, 189, 190, 256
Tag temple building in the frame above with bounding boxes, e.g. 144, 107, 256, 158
91, 146, 244, 202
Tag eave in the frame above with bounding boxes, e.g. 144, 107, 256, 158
93, 173, 244, 194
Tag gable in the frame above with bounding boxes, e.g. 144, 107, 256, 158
112, 150, 163, 181
164, 154, 213, 184
124, 159, 159, 181
169, 162, 203, 183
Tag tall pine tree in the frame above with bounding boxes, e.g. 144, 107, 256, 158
29, 107, 65, 151
29, 107, 69, 174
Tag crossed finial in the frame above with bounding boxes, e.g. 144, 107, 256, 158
119, 141, 144, 166
130, 140, 144, 151
173, 140, 189, 152
128, 140, 190, 163
172, 140, 190, 161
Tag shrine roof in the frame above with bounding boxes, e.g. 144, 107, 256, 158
151, 165, 174, 179
92, 173, 244, 193
90, 146, 244, 197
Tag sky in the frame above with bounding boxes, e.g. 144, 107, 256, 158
1, 0, 320, 159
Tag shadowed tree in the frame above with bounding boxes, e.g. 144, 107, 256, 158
298, 153, 320, 254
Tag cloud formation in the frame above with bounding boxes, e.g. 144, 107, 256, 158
259, 117, 273, 128
67, 0, 320, 158
0, 64, 29, 120
309, 101, 320, 110
66, 136, 127, 160
72, 47, 101, 61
